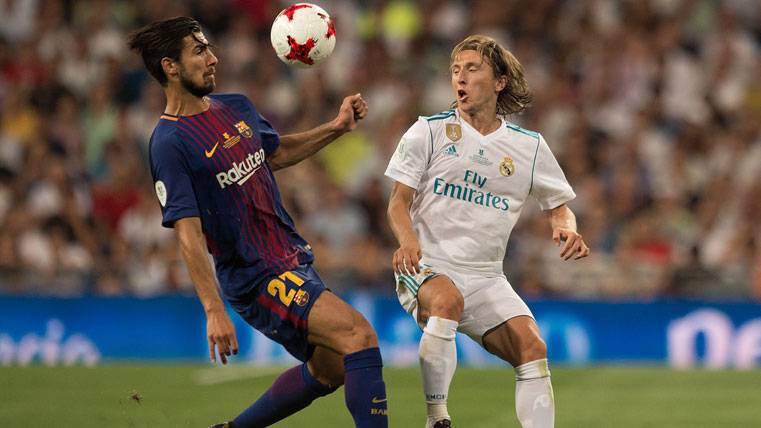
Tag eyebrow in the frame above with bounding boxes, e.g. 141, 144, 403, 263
450, 60, 483, 70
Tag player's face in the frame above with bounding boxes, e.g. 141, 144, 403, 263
450, 49, 505, 116
177, 32, 217, 97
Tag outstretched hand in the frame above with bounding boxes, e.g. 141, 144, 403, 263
332, 93, 368, 133
553, 228, 590, 260
206, 309, 238, 364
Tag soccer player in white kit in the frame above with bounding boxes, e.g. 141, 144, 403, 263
385, 35, 590, 428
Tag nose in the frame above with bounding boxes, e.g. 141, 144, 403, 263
208, 51, 218, 66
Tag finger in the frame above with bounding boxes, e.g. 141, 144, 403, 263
559, 235, 576, 258
552, 229, 561, 246
564, 239, 582, 260
222, 337, 232, 356
410, 254, 421, 274
219, 350, 228, 365
217, 337, 230, 356
575, 243, 590, 259
402, 256, 412, 276
231, 333, 239, 355
208, 338, 216, 363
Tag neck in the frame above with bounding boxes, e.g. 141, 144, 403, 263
163, 83, 210, 116
458, 106, 501, 135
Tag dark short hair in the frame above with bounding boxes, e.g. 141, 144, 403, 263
127, 17, 202, 86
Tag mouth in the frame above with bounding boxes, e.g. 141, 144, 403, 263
457, 89, 468, 102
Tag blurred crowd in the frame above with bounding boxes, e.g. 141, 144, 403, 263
0, 0, 760, 301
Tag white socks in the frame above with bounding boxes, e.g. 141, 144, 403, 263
419, 316, 458, 424
515, 358, 555, 428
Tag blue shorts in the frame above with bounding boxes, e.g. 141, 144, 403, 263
226, 264, 327, 362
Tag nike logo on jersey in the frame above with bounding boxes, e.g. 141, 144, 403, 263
205, 142, 219, 158
371, 397, 388, 404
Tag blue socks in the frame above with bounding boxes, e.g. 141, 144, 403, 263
344, 347, 388, 427
232, 347, 388, 428
232, 363, 335, 427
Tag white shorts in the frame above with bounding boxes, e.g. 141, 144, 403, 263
395, 261, 533, 345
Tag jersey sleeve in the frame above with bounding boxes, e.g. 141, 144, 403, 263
255, 112, 281, 156
530, 134, 576, 210
150, 133, 200, 228
384, 118, 432, 189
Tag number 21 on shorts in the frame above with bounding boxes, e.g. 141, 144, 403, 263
267, 271, 309, 307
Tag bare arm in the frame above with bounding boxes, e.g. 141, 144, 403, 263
175, 217, 238, 364
268, 93, 368, 171
387, 181, 421, 275
546, 203, 590, 260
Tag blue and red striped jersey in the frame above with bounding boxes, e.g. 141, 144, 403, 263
149, 93, 313, 296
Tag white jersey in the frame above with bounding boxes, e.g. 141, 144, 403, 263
385, 109, 575, 274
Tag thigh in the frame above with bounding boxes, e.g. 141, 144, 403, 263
482, 315, 543, 367
457, 274, 533, 345
227, 264, 327, 362
395, 263, 462, 328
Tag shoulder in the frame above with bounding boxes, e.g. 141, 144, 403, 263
504, 121, 541, 141
151, 118, 181, 148
422, 109, 456, 123
210, 93, 256, 113
407, 109, 458, 135
149, 121, 182, 160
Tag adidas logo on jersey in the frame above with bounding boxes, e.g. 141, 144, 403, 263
216, 148, 266, 189
445, 145, 459, 157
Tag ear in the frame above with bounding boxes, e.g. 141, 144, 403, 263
161, 57, 179, 81
495, 75, 507, 92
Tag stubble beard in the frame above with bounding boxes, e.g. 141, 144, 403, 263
179, 71, 215, 98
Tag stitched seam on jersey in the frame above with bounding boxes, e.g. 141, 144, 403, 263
426, 114, 454, 121
505, 122, 539, 138
425, 109, 454, 119
427, 121, 434, 161
425, 111, 455, 121
529, 136, 540, 195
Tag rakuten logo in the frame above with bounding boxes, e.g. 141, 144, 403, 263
216, 149, 266, 189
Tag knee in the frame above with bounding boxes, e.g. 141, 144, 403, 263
427, 291, 464, 322
519, 336, 547, 364
336, 315, 378, 355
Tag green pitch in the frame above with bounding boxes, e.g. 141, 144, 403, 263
1, 365, 760, 427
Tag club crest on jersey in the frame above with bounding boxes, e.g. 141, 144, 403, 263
235, 120, 253, 139
445, 124, 462, 142
293, 289, 309, 306
499, 156, 516, 176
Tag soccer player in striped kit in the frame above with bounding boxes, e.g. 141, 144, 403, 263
129, 17, 387, 428
386, 35, 590, 428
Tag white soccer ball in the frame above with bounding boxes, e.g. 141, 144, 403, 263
270, 3, 336, 68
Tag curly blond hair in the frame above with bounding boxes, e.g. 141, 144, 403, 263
450, 35, 532, 115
